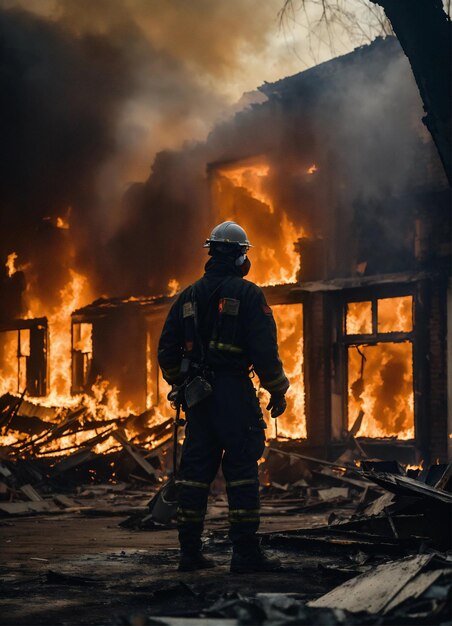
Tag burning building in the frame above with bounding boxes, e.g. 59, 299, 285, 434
1, 36, 451, 464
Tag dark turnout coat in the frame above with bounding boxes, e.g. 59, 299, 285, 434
157, 255, 289, 552
158, 256, 289, 396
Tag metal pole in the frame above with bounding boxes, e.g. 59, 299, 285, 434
172, 402, 181, 476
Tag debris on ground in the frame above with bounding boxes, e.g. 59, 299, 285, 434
2, 392, 452, 625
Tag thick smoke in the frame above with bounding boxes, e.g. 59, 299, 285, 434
0, 1, 447, 313
1, 0, 304, 311
0, 6, 128, 307
107, 36, 447, 293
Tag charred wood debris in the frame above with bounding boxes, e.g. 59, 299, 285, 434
0, 392, 451, 626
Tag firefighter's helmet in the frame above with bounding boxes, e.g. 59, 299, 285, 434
204, 221, 253, 249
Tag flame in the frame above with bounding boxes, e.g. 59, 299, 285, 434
220, 163, 275, 214
405, 463, 423, 471
56, 216, 70, 230
212, 158, 306, 285
307, 164, 317, 174
347, 295, 414, 439
0, 331, 20, 396
348, 341, 414, 439
167, 278, 180, 297
145, 329, 174, 427
378, 296, 412, 333
0, 322, 31, 396
0, 258, 175, 455
6, 252, 18, 278
262, 304, 305, 439
45, 270, 92, 401
73, 323, 92, 353
346, 301, 372, 335
211, 158, 307, 438
0, 263, 93, 404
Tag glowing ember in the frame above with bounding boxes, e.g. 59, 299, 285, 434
56, 216, 70, 230
6, 252, 18, 278
212, 158, 306, 285
167, 278, 180, 297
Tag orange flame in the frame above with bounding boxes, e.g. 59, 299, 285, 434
45, 270, 92, 402
262, 304, 305, 439
167, 278, 180, 297
346, 301, 372, 335
212, 158, 307, 437
56, 216, 70, 230
212, 158, 306, 285
347, 295, 414, 439
6, 252, 18, 278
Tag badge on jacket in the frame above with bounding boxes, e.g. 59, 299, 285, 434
218, 298, 240, 316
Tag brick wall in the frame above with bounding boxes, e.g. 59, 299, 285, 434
427, 279, 449, 462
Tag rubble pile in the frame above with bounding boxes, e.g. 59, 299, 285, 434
1, 392, 452, 625
0, 392, 173, 516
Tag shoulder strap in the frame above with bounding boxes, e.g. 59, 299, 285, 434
192, 276, 234, 364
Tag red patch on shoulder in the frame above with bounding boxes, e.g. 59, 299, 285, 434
262, 304, 273, 315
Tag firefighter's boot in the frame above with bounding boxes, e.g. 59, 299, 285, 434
178, 551, 216, 572
230, 543, 281, 573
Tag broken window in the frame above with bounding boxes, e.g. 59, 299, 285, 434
71, 322, 93, 393
0, 320, 48, 396
343, 294, 414, 439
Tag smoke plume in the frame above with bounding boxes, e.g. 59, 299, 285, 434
0, 1, 447, 313
1, 0, 306, 310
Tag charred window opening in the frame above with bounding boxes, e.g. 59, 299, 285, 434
0, 319, 48, 397
71, 322, 93, 394
343, 295, 414, 439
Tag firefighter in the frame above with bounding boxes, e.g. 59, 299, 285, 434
158, 221, 289, 573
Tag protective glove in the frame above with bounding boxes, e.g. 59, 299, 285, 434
266, 394, 287, 419
167, 384, 185, 408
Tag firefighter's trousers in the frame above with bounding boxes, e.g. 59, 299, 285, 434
177, 374, 266, 553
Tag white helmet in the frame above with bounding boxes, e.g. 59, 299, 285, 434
204, 221, 253, 249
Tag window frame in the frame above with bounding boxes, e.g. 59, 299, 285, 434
339, 285, 417, 441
